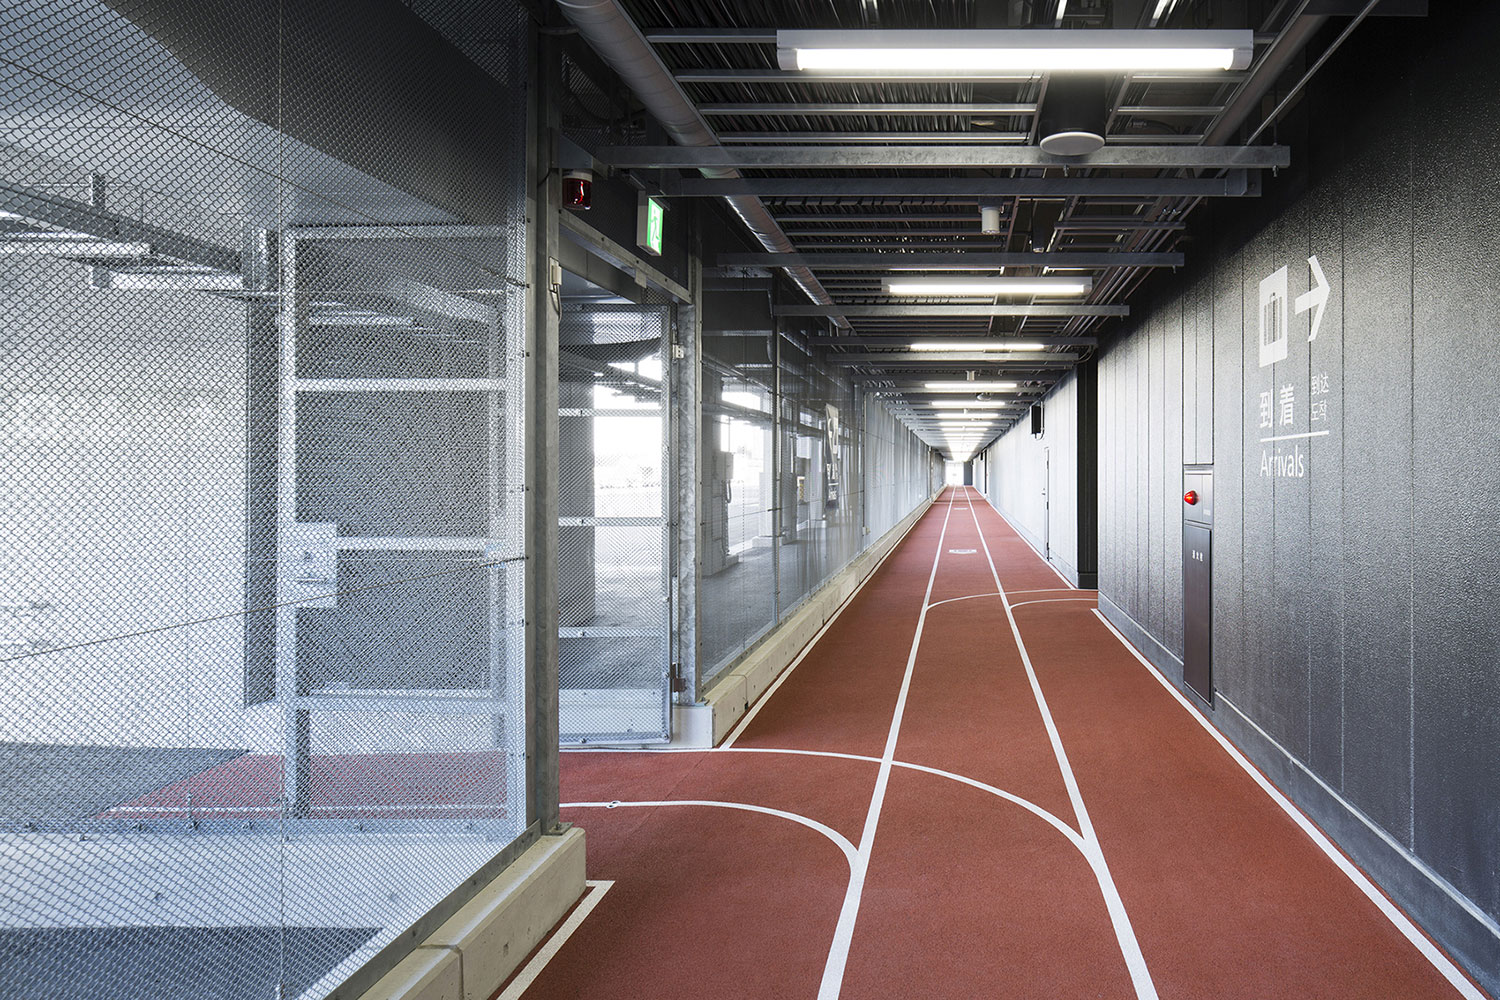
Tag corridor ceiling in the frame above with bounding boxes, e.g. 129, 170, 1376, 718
556, 0, 1360, 459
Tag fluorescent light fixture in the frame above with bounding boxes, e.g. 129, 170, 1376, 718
909, 341, 1048, 352
924, 381, 1017, 391
885, 277, 1091, 297
927, 400, 1004, 409
777, 30, 1253, 76
886, 265, 1004, 272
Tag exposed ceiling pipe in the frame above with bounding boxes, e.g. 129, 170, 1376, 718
1202, 11, 1329, 146
552, 0, 847, 327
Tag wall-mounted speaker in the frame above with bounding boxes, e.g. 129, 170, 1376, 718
1030, 403, 1044, 437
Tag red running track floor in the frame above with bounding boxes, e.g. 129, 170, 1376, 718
514, 487, 1490, 1000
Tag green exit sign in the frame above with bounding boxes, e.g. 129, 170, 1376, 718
638, 195, 665, 257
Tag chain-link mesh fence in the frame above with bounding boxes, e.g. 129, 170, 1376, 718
699, 320, 778, 676
697, 298, 937, 687
557, 289, 671, 744
1, 2, 531, 997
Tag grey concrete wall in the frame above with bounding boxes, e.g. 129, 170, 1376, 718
1096, 5, 1500, 988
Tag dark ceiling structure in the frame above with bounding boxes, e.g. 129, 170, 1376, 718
551, 0, 1380, 459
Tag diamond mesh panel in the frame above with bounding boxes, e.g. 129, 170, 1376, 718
1, 2, 530, 997
698, 311, 936, 688
775, 339, 861, 612
557, 297, 670, 744
698, 319, 777, 677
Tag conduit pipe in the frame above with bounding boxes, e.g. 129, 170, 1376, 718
1202, 9, 1329, 146
553, 0, 847, 326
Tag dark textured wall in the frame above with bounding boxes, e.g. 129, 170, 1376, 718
982, 364, 1099, 587
1095, 4, 1500, 987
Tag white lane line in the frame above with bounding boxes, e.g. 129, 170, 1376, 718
722, 492, 943, 749
1089, 608, 1490, 1000
972, 489, 1078, 590
1008, 598, 1102, 610
1008, 588, 1097, 596
563, 799, 857, 868
560, 744, 1090, 858
713, 747, 1087, 854
497, 880, 615, 1000
963, 490, 1160, 1000
925, 592, 1003, 610
817, 489, 956, 1000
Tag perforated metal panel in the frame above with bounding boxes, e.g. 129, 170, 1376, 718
0, 2, 533, 998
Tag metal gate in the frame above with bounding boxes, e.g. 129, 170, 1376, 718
270, 226, 527, 821
556, 291, 672, 744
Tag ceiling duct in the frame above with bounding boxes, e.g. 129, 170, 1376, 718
1038, 77, 1109, 155
553, 0, 844, 324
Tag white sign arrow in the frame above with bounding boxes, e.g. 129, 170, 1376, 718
1294, 254, 1329, 342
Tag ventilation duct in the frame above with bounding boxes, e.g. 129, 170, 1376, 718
1038, 77, 1109, 156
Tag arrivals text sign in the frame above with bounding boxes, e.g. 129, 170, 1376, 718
1254, 255, 1336, 478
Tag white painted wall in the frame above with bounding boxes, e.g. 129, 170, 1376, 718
981, 372, 1081, 584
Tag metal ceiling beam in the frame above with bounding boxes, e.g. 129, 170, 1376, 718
860, 378, 1055, 387
781, 226, 1183, 237
780, 229, 1013, 238
675, 68, 1250, 84
698, 102, 1036, 116
601, 145, 1288, 169
0, 181, 238, 273
719, 132, 1030, 143
808, 335, 1097, 347
828, 352, 1082, 364
776, 304, 1127, 317
719, 251, 1183, 268
771, 213, 990, 223
644, 28, 776, 43
790, 242, 1025, 250
662, 173, 1257, 199
1116, 104, 1224, 115
553, 0, 846, 327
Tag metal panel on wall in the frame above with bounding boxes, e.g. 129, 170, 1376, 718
1092, 5, 1500, 984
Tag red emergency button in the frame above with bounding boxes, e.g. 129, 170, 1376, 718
1183, 490, 1199, 506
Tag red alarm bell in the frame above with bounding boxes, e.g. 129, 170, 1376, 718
564, 169, 593, 210
1183, 490, 1199, 505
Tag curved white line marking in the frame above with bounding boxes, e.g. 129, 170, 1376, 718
963, 490, 1159, 1000
562, 744, 1090, 856
562, 799, 858, 869
925, 592, 1003, 610
1089, 608, 1489, 1000
1008, 598, 1102, 610
713, 746, 1087, 852
1008, 588, 1099, 596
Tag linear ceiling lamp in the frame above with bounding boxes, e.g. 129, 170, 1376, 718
884, 277, 1091, 297
925, 401, 1007, 410
909, 341, 1048, 351
776, 30, 1254, 76
925, 380, 1018, 391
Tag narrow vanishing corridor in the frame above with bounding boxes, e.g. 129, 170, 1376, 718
516, 489, 1483, 999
